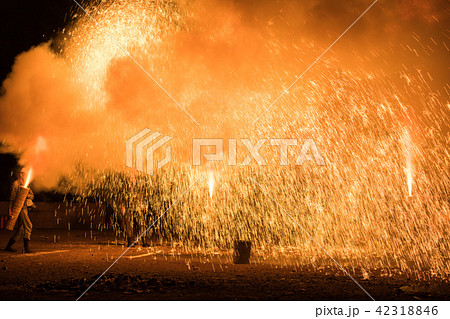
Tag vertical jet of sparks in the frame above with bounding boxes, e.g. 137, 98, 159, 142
403, 129, 413, 197
24, 168, 33, 188
208, 171, 215, 198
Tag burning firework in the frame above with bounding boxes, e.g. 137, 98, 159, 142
6, 168, 33, 231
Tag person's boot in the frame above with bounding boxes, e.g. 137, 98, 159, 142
127, 238, 133, 247
23, 238, 33, 254
5, 238, 17, 252
141, 238, 150, 247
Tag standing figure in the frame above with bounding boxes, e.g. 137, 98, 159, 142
121, 175, 150, 247
122, 192, 149, 247
5, 168, 34, 253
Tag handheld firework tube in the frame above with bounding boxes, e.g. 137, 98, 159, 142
5, 186, 29, 231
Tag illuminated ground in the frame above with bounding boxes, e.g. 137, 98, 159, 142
0, 229, 448, 301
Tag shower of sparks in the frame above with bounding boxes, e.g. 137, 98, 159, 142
63, 0, 183, 111
23, 0, 448, 279
251, 0, 378, 125
71, 0, 199, 125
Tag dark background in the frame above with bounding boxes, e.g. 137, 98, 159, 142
0, 0, 76, 200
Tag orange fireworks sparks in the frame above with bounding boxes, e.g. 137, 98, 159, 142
0, 0, 448, 279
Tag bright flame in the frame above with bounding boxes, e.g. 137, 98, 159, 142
208, 171, 215, 199
403, 129, 413, 197
24, 167, 33, 188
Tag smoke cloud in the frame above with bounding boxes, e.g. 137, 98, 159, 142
0, 0, 447, 189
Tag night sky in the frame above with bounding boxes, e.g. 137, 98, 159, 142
0, 0, 74, 199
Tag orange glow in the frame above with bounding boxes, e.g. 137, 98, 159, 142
35, 136, 47, 154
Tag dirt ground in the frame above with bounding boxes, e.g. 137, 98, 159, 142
0, 229, 448, 301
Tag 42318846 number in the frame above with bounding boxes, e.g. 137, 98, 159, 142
376, 306, 438, 316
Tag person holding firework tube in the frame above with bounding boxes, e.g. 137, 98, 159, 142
5, 168, 34, 253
